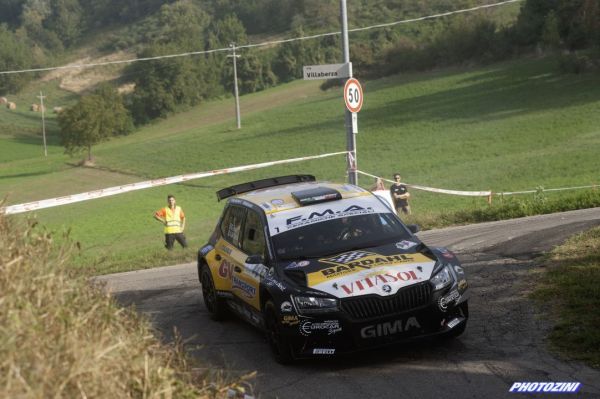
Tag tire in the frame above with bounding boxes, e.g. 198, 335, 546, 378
264, 300, 294, 364
200, 266, 227, 321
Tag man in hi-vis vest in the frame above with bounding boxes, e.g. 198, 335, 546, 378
154, 194, 188, 249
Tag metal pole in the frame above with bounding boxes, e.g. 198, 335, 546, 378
340, 0, 357, 185
38, 91, 47, 157
229, 43, 241, 129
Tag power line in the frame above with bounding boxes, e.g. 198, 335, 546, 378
0, 0, 522, 76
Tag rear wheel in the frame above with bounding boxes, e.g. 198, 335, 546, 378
264, 301, 293, 364
201, 266, 227, 320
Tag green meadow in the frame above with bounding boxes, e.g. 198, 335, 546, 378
1, 55, 599, 274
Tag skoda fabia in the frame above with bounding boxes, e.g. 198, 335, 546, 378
197, 175, 469, 363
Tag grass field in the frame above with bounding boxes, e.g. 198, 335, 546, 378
531, 226, 600, 368
1, 55, 599, 274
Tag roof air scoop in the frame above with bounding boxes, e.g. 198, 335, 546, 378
291, 187, 342, 206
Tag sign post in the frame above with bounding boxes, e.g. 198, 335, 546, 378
228, 43, 241, 129
302, 0, 359, 184
340, 0, 358, 185
37, 91, 47, 157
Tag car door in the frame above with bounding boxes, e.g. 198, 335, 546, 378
212, 205, 247, 294
239, 209, 269, 310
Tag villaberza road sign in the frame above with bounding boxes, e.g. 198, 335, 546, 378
303, 63, 352, 80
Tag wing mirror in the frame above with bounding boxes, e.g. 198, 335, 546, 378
407, 224, 420, 234
245, 254, 264, 265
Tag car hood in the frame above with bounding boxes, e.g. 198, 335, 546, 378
282, 239, 437, 299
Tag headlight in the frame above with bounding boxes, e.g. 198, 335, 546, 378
430, 265, 454, 291
293, 295, 339, 315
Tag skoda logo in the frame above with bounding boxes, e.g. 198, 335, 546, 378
382, 284, 392, 293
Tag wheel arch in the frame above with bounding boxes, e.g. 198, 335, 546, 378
260, 287, 274, 313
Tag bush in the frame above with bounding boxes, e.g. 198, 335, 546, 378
559, 52, 598, 74
0, 214, 237, 398
408, 189, 600, 230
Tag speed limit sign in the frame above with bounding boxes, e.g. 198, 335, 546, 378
344, 78, 363, 113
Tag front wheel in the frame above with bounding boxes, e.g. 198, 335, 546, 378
264, 301, 294, 364
200, 266, 227, 321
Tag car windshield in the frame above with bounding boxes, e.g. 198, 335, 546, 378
271, 212, 413, 260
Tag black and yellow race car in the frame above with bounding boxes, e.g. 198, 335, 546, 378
197, 175, 468, 363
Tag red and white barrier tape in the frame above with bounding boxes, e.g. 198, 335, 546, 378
359, 170, 599, 198
358, 170, 491, 197
1, 151, 348, 215
497, 185, 600, 196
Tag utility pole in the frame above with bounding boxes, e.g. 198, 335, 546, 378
340, 0, 357, 185
228, 43, 241, 129
37, 91, 47, 157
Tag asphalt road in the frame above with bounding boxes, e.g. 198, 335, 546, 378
96, 208, 600, 398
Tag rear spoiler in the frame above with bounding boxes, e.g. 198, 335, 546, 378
216, 175, 316, 201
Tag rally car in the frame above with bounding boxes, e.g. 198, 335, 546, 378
197, 175, 469, 363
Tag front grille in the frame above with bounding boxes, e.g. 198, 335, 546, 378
341, 282, 432, 320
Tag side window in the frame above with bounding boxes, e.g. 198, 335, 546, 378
220, 206, 246, 248
242, 211, 266, 256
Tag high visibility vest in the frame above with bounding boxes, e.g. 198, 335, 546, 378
164, 206, 183, 234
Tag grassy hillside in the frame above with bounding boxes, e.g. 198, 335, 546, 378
1, 55, 599, 274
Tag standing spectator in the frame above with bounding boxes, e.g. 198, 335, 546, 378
370, 177, 386, 191
390, 174, 411, 215
154, 194, 188, 249
371, 177, 396, 214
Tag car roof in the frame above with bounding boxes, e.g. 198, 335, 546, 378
232, 181, 373, 215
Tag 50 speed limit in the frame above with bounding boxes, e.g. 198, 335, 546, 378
344, 78, 363, 113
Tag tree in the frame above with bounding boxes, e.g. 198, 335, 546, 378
58, 84, 133, 161
44, 0, 85, 47
541, 11, 561, 50
0, 0, 25, 27
0, 24, 34, 94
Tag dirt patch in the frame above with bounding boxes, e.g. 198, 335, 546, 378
40, 51, 135, 94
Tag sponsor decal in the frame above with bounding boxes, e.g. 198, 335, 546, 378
437, 247, 455, 259
299, 320, 342, 336
246, 263, 269, 279
218, 260, 234, 278
324, 250, 375, 265
285, 260, 310, 270
447, 318, 461, 329
285, 204, 375, 230
280, 301, 293, 313
271, 199, 284, 206
200, 244, 214, 256
219, 245, 233, 255
264, 277, 286, 292
508, 382, 581, 393
267, 196, 390, 235
438, 289, 460, 311
232, 275, 256, 298
282, 315, 299, 326
316, 253, 420, 281
340, 270, 420, 296
360, 317, 421, 339
458, 279, 468, 291
307, 253, 436, 296
312, 348, 335, 355
396, 240, 417, 250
